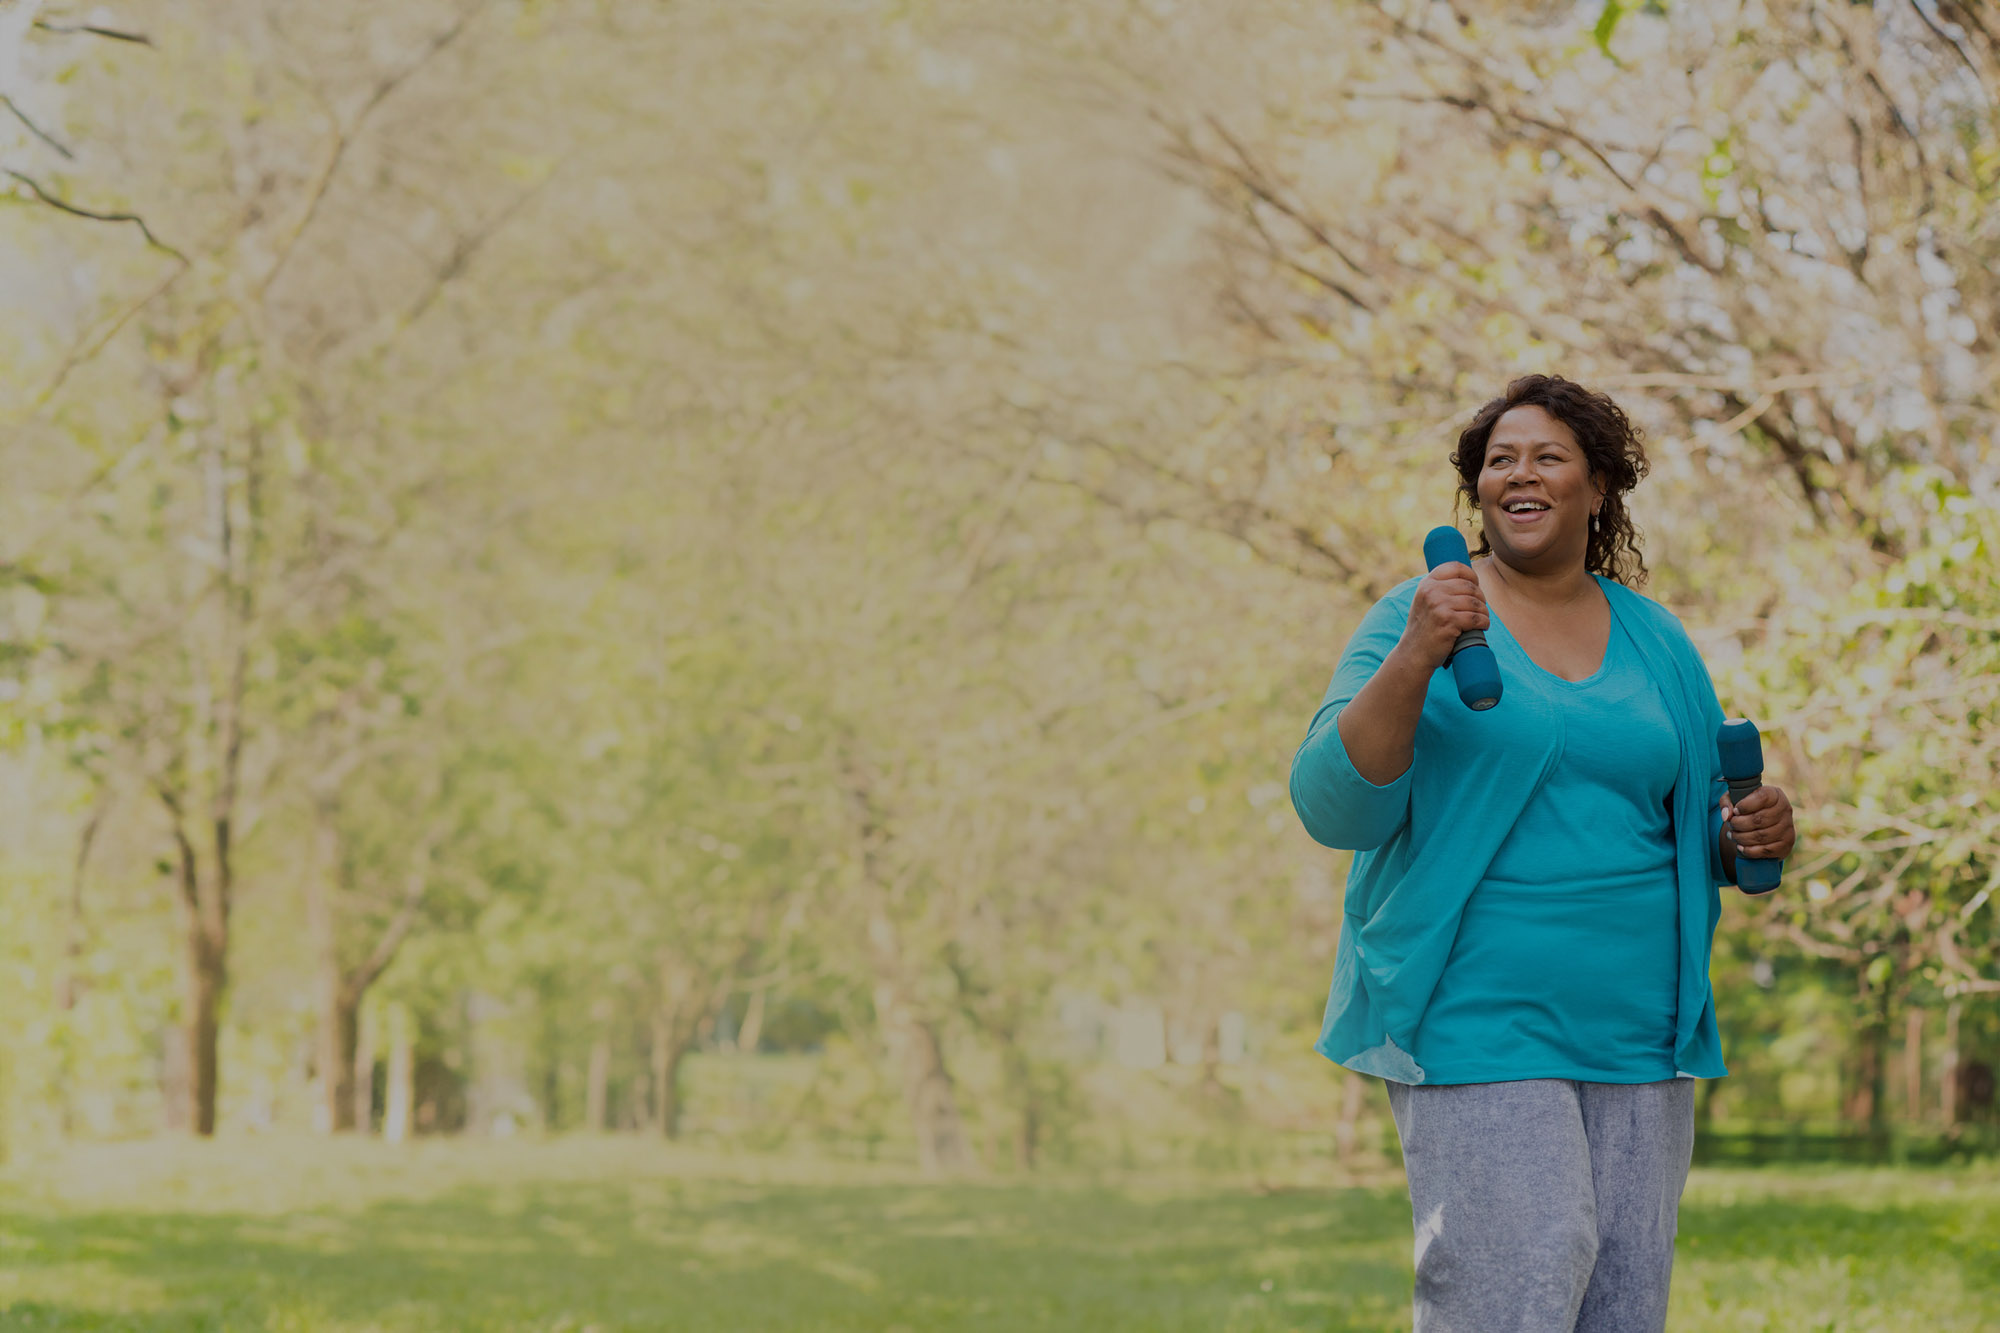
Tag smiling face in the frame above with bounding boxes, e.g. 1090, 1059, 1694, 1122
1476, 404, 1604, 575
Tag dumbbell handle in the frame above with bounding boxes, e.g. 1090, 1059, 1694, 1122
1718, 718, 1782, 894
1421, 526, 1502, 711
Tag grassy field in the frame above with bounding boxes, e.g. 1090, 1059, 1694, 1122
0, 1138, 1994, 1331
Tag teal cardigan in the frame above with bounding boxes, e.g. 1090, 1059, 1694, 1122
1290, 574, 1736, 1084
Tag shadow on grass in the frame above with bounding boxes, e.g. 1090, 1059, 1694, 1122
0, 1175, 1415, 1332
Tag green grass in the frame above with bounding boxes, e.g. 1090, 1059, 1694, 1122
0, 1138, 1994, 1330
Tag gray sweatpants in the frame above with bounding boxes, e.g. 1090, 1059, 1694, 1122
1385, 1078, 1696, 1333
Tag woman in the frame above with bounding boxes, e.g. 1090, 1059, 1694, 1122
1289, 375, 1795, 1332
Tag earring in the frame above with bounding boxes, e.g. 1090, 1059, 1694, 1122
1591, 511, 1601, 533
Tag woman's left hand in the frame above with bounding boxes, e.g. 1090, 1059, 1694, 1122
1721, 785, 1795, 861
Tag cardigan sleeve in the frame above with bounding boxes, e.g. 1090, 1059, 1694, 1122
1290, 586, 1417, 852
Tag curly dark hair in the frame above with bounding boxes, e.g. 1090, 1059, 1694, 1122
1450, 374, 1650, 587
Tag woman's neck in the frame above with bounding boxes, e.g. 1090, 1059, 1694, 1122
1479, 555, 1598, 610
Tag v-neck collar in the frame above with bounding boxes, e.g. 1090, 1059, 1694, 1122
1485, 572, 1615, 687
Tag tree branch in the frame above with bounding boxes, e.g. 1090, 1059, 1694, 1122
394, 179, 546, 331
262, 1, 489, 296
348, 820, 449, 997
32, 19, 153, 46
1909, 0, 1991, 98
154, 781, 202, 914
4, 170, 184, 260
1, 94, 74, 158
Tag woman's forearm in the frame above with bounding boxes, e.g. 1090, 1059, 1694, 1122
1335, 642, 1434, 786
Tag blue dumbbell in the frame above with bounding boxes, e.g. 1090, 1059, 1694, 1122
1718, 718, 1783, 894
1422, 526, 1502, 711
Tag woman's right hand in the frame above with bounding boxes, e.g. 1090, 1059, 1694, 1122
1335, 569, 1486, 787
1399, 562, 1490, 670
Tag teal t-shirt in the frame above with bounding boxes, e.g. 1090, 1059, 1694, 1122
1410, 610, 1683, 1084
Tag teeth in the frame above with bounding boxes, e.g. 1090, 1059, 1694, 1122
1505, 502, 1548, 513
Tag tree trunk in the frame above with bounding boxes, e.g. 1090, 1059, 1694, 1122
866, 916, 969, 1173
737, 985, 767, 1055
318, 979, 361, 1134
539, 999, 562, 1131
650, 1011, 667, 1134
901, 1015, 968, 1173
59, 806, 100, 1012
1197, 1013, 1228, 1103
585, 1031, 611, 1132
1904, 1005, 1924, 1124
166, 815, 231, 1137
384, 1003, 415, 1144
55, 799, 105, 1137
1014, 1092, 1040, 1170
1843, 975, 1892, 1132
172, 423, 252, 1140
997, 1036, 1038, 1169
1942, 999, 1963, 1132
651, 954, 711, 1140
1866, 990, 1891, 1134
661, 1042, 689, 1139
309, 805, 353, 1133
842, 755, 970, 1172
354, 1004, 376, 1133
1844, 1025, 1883, 1127
650, 1011, 693, 1140
186, 923, 225, 1136
305, 801, 430, 1135
620, 1078, 644, 1131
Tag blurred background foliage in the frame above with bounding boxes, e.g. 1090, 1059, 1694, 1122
0, 0, 1995, 1175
